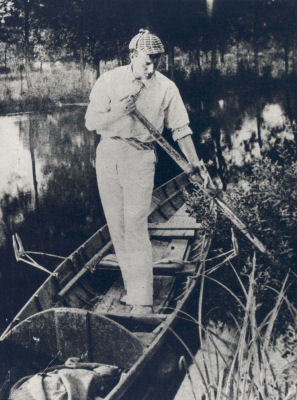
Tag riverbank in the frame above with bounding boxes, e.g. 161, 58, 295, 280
0, 67, 95, 115
0, 98, 89, 116
1, 67, 296, 117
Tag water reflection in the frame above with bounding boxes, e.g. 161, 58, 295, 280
193, 83, 296, 184
0, 110, 105, 250
0, 109, 104, 328
0, 115, 34, 199
223, 102, 294, 168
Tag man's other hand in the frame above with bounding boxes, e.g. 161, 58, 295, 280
189, 165, 221, 198
112, 95, 136, 116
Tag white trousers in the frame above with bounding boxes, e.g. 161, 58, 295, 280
96, 138, 156, 306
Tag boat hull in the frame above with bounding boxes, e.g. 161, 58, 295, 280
0, 173, 213, 400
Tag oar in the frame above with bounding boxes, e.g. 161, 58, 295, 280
133, 108, 277, 264
12, 233, 54, 275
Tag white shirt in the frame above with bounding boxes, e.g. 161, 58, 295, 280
85, 65, 192, 142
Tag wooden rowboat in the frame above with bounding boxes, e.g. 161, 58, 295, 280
0, 173, 212, 400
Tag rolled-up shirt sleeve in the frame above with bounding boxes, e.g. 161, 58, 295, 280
85, 74, 111, 132
164, 83, 193, 141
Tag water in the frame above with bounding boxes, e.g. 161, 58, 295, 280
0, 108, 104, 328
185, 79, 297, 189
0, 81, 296, 331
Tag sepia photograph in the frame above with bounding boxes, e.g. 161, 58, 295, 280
1, 0, 297, 398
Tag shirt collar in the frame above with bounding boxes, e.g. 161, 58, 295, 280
127, 64, 155, 88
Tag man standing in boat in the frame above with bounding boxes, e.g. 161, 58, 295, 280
85, 29, 201, 315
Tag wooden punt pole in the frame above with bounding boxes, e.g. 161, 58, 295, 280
133, 108, 278, 265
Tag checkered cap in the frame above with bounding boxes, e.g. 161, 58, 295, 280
129, 29, 165, 55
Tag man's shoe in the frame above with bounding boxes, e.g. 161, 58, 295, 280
119, 294, 128, 305
120, 294, 135, 305
131, 305, 153, 316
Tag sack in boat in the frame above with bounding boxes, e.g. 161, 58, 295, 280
9, 360, 121, 400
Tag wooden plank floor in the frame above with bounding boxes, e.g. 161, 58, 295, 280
93, 205, 195, 316
93, 275, 175, 315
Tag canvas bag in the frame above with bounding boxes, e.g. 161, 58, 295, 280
9, 361, 121, 400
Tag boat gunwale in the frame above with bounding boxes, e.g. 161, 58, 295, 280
1, 232, 213, 400
0, 169, 215, 400
1, 173, 189, 339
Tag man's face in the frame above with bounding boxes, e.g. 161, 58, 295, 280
131, 51, 161, 80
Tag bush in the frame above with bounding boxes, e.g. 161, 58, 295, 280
185, 144, 297, 331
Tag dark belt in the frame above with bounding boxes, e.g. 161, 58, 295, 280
110, 136, 155, 150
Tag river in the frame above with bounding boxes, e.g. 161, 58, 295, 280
0, 108, 103, 329
0, 80, 296, 332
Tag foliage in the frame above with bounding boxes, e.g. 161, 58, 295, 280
187, 144, 297, 268
1, 0, 297, 79
226, 154, 297, 271
185, 144, 297, 331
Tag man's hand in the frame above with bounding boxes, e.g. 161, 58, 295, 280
189, 165, 221, 198
112, 95, 136, 116
189, 165, 210, 187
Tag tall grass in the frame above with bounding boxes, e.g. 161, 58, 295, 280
174, 250, 297, 400
0, 67, 95, 114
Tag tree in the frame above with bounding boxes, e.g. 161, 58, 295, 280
0, 0, 48, 89
226, 0, 271, 75
268, 0, 297, 76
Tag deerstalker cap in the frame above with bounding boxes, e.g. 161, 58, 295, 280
129, 29, 165, 55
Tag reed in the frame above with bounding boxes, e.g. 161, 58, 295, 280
174, 250, 297, 400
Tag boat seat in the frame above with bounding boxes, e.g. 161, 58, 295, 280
98, 253, 184, 274
97, 237, 190, 275
149, 223, 201, 238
